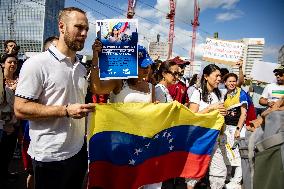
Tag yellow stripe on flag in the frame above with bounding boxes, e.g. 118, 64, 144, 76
88, 101, 224, 140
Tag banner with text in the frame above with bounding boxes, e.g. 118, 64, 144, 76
148, 42, 169, 61
203, 38, 244, 65
96, 19, 138, 80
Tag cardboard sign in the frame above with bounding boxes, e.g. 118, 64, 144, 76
251, 60, 278, 83
203, 38, 244, 65
148, 42, 169, 61
96, 19, 138, 80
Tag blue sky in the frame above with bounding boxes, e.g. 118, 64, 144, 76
65, 0, 284, 63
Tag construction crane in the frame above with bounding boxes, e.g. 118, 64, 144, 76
166, 0, 176, 59
127, 0, 137, 19
190, 0, 200, 64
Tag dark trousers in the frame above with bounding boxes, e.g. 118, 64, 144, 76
0, 131, 18, 187
32, 142, 88, 189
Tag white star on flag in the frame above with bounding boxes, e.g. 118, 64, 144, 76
167, 132, 172, 139
145, 142, 150, 148
169, 145, 174, 151
129, 159, 135, 165
154, 134, 159, 139
134, 148, 142, 155
168, 138, 173, 143
162, 132, 167, 137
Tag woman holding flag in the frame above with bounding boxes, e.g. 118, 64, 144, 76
189, 64, 227, 189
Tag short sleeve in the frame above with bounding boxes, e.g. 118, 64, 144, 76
190, 89, 201, 105
15, 57, 44, 100
261, 85, 269, 99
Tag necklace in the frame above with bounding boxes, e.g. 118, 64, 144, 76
5, 78, 18, 88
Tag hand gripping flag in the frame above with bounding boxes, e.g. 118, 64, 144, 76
88, 101, 224, 189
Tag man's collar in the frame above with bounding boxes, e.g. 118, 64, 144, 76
48, 45, 79, 63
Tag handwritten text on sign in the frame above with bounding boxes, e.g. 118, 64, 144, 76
203, 38, 244, 65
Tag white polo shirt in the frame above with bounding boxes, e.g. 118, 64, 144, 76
15, 45, 88, 162
261, 83, 284, 102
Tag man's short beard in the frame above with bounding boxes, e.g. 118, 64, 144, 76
64, 29, 85, 51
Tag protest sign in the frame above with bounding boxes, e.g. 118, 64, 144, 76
251, 60, 278, 83
148, 42, 169, 61
203, 38, 244, 65
96, 19, 138, 80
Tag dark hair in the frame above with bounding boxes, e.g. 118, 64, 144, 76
189, 74, 198, 87
43, 36, 59, 50
200, 64, 222, 103
220, 68, 229, 78
155, 61, 177, 82
223, 73, 238, 83
1, 54, 18, 64
59, 7, 86, 21
4, 40, 17, 49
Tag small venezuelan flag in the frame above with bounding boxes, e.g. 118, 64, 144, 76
88, 101, 224, 189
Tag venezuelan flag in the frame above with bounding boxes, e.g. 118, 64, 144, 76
88, 101, 224, 189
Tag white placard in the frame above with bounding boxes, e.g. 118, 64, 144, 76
251, 60, 278, 83
203, 38, 244, 65
148, 42, 169, 61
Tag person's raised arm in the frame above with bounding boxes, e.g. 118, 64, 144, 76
90, 39, 121, 95
237, 60, 244, 87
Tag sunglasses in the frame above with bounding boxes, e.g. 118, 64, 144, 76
167, 71, 179, 76
275, 72, 284, 77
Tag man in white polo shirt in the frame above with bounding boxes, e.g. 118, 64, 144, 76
259, 65, 284, 108
14, 7, 96, 189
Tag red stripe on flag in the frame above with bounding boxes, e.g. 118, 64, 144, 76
88, 151, 211, 189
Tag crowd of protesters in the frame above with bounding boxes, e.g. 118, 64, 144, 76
0, 6, 283, 189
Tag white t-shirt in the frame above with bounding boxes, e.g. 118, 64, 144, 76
15, 45, 88, 162
261, 83, 284, 102
190, 88, 221, 111
155, 84, 173, 103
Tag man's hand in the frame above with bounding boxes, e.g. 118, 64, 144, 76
267, 101, 275, 108
66, 103, 95, 119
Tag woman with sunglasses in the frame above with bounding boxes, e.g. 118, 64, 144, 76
154, 61, 179, 103
188, 64, 227, 189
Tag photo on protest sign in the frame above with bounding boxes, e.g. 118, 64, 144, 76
202, 38, 244, 65
96, 19, 138, 80
148, 42, 169, 61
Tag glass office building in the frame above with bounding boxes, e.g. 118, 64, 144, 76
0, 0, 65, 56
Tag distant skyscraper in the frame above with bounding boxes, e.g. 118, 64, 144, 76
278, 45, 284, 66
0, 0, 65, 56
241, 38, 265, 78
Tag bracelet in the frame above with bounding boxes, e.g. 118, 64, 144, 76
65, 104, 69, 118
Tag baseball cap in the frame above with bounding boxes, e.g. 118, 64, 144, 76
138, 45, 154, 68
273, 65, 284, 73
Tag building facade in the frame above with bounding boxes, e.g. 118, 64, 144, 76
241, 38, 265, 78
0, 0, 64, 56
278, 45, 284, 66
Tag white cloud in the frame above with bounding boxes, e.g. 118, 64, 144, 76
263, 45, 280, 62
216, 10, 244, 22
